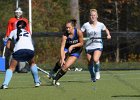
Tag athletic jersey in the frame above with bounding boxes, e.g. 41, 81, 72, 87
6, 17, 30, 37
8, 29, 34, 52
81, 21, 106, 50
64, 28, 82, 54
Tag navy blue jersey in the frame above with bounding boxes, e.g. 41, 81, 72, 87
64, 28, 82, 54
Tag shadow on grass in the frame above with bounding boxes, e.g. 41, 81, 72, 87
3, 84, 53, 90
60, 80, 90, 83
112, 95, 140, 98
0, 86, 35, 90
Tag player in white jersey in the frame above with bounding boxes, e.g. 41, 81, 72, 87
9, 27, 34, 54
0, 20, 40, 89
81, 9, 111, 82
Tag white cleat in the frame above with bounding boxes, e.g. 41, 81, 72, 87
52, 80, 60, 86
35, 82, 41, 87
0, 84, 8, 89
95, 72, 100, 80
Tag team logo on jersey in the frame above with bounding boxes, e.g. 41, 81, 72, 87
67, 39, 78, 44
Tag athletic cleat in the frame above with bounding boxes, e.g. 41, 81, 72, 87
52, 80, 60, 86
91, 78, 96, 82
0, 84, 8, 89
35, 82, 41, 87
95, 72, 100, 80
91, 76, 96, 82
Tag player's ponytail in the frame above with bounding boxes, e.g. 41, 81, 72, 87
16, 28, 21, 42
16, 20, 26, 42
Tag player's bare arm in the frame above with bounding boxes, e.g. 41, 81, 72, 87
105, 28, 111, 39
60, 35, 67, 66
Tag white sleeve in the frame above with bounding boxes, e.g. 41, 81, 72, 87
81, 24, 86, 32
101, 23, 106, 31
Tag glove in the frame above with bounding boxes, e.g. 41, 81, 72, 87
3, 37, 8, 46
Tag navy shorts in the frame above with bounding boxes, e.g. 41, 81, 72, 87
12, 49, 34, 62
64, 48, 81, 58
85, 48, 103, 54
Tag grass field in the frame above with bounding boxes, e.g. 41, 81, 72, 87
0, 70, 140, 100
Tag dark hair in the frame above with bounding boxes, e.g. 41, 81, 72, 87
67, 19, 77, 27
16, 20, 27, 29
16, 20, 26, 42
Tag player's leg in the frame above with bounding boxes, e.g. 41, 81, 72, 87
28, 57, 41, 87
48, 61, 61, 79
93, 50, 102, 80
86, 53, 96, 82
5, 45, 13, 70
1, 59, 18, 89
52, 56, 77, 85
49, 51, 67, 79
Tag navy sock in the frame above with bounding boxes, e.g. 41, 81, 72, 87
88, 63, 95, 79
53, 61, 61, 73
54, 69, 66, 81
95, 62, 100, 72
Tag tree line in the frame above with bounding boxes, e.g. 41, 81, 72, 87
0, 0, 140, 33
0, 0, 140, 63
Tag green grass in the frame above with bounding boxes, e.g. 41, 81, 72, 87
0, 70, 140, 100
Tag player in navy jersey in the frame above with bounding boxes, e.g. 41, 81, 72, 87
49, 19, 83, 85
0, 20, 40, 89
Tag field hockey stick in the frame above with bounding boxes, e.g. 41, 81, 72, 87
2, 46, 6, 58
37, 67, 50, 77
83, 37, 107, 41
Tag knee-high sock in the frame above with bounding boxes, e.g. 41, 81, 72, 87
49, 61, 61, 76
3, 69, 13, 86
95, 61, 100, 72
30, 64, 40, 83
52, 61, 61, 73
54, 69, 66, 81
88, 62, 95, 79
